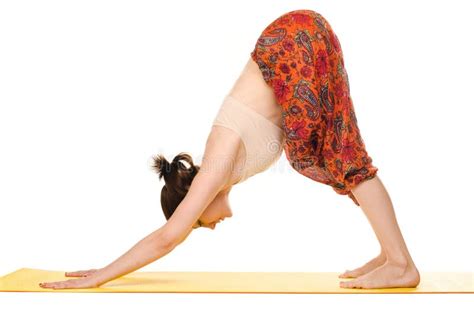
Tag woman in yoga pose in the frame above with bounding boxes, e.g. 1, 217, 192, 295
39, 9, 420, 290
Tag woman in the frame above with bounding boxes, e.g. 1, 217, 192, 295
39, 9, 420, 290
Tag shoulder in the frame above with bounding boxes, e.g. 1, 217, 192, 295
194, 125, 241, 186
205, 125, 242, 161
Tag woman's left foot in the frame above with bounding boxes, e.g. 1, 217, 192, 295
339, 260, 420, 289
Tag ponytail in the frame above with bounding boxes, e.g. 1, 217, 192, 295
151, 152, 200, 219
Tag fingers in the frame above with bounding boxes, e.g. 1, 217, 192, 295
65, 269, 97, 277
39, 281, 67, 289
65, 270, 85, 277
39, 278, 97, 289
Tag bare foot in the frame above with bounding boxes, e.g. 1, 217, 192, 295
339, 261, 420, 289
338, 253, 387, 278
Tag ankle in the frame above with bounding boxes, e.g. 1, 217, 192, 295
386, 255, 410, 268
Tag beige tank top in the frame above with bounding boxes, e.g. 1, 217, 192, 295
212, 94, 284, 184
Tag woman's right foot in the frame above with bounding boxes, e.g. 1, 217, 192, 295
339, 253, 387, 278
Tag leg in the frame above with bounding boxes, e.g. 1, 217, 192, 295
249, 11, 419, 288
338, 181, 388, 279
339, 175, 420, 289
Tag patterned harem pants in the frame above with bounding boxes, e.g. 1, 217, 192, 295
250, 9, 378, 206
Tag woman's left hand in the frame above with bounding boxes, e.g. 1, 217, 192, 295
39, 275, 99, 290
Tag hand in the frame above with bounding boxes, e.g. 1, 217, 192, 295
39, 269, 101, 290
65, 269, 99, 277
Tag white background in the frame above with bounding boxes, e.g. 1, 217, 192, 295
1, 0, 473, 309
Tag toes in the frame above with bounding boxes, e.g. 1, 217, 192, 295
340, 280, 362, 288
339, 270, 356, 278
338, 270, 349, 278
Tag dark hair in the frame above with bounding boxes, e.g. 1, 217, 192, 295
151, 152, 200, 220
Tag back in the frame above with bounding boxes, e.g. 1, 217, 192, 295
228, 57, 283, 130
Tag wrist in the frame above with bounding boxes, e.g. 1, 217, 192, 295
90, 268, 107, 287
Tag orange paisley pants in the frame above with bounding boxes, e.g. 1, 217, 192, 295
250, 9, 378, 206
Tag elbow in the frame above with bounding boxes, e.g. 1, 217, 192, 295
156, 234, 177, 250
159, 229, 192, 250
149, 228, 178, 251
156, 229, 190, 250
154, 218, 194, 250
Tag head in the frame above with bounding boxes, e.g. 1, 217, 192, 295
151, 152, 233, 230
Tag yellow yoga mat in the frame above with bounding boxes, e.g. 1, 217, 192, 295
1, 268, 473, 293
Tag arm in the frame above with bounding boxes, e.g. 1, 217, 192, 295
40, 226, 175, 289
158, 125, 240, 244
39, 122, 242, 290
89, 126, 240, 287
90, 226, 173, 287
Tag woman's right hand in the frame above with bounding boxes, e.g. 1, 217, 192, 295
65, 269, 100, 277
